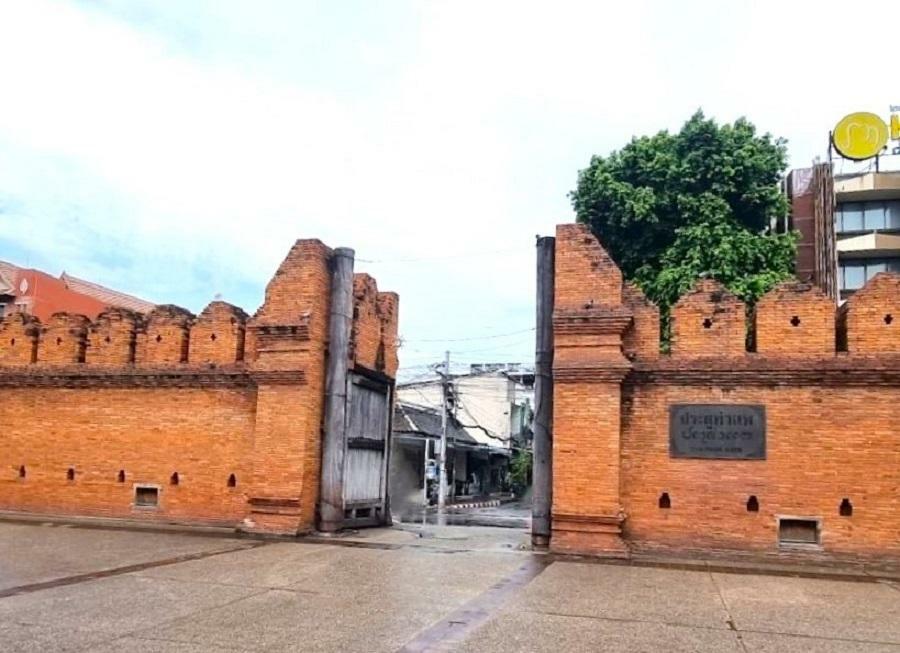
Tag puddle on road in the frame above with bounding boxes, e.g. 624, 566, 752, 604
397, 510, 530, 529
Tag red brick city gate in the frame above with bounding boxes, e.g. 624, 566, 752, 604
541, 223, 900, 560
0, 239, 398, 536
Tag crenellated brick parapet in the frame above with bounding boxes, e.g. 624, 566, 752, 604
349, 275, 400, 378
755, 281, 834, 356
838, 273, 900, 354
87, 308, 142, 366
553, 223, 899, 363
671, 280, 746, 357
376, 292, 400, 378
136, 305, 193, 365
551, 222, 900, 561
0, 313, 40, 365
554, 223, 623, 310
622, 282, 659, 360
0, 238, 398, 536
190, 301, 248, 365
351, 273, 381, 371
38, 313, 90, 365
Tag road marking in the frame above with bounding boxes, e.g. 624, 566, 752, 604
0, 542, 267, 599
395, 554, 551, 653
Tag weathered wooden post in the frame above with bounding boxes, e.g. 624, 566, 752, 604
532, 236, 554, 547
319, 247, 355, 533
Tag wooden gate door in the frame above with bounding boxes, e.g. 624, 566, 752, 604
342, 372, 392, 527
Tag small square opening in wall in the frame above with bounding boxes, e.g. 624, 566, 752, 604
778, 517, 819, 545
134, 486, 159, 508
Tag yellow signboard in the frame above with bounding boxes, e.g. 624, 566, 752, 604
832, 112, 889, 160
892, 113, 900, 141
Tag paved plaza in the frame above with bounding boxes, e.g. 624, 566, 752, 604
1, 519, 900, 652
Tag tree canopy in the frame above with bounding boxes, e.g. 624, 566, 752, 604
570, 111, 797, 321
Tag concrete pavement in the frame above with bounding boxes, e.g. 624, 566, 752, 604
1, 520, 899, 652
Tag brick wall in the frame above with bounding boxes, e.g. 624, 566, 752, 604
0, 243, 398, 535
190, 301, 248, 365
0, 313, 39, 365
838, 273, 900, 354
86, 309, 141, 366
40, 313, 90, 365
352, 274, 382, 371
670, 280, 745, 357
551, 223, 900, 560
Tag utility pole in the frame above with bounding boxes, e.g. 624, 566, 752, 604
437, 350, 450, 512
532, 236, 555, 547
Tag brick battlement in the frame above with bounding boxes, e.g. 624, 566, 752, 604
0, 241, 398, 535
555, 223, 899, 360
550, 223, 900, 561
0, 251, 398, 375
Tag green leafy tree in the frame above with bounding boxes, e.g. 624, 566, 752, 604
509, 449, 532, 493
570, 111, 797, 334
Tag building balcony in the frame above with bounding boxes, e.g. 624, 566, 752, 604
835, 171, 900, 201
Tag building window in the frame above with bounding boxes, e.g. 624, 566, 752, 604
837, 200, 900, 233
839, 202, 864, 231
888, 202, 900, 229
841, 262, 866, 290
840, 258, 900, 294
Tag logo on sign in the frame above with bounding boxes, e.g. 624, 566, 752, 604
832, 112, 889, 161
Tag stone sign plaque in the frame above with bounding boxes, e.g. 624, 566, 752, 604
669, 404, 766, 460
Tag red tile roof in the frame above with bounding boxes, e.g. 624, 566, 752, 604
0, 260, 155, 321
60, 272, 155, 314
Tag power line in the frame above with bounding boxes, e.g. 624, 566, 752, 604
444, 339, 533, 355
402, 327, 534, 343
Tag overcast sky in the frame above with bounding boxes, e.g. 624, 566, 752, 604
0, 0, 896, 377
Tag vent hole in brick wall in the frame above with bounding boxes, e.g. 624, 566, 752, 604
105, 336, 111, 343
227, 473, 236, 487
18, 465, 25, 479
778, 518, 819, 545
56, 337, 62, 345
746, 495, 759, 512
170, 472, 179, 485
790, 315, 801, 327
156, 334, 162, 343
886, 314, 894, 325
702, 318, 713, 329
210, 333, 217, 341
658, 492, 671, 509
135, 486, 159, 508
9, 338, 14, 346
66, 468, 75, 481
840, 498, 853, 517
117, 470, 125, 483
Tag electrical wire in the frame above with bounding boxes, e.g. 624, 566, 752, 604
401, 327, 534, 344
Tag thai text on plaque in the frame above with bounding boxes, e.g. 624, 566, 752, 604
669, 404, 766, 460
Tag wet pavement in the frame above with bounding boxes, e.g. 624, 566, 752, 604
2, 520, 900, 652
397, 499, 531, 529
